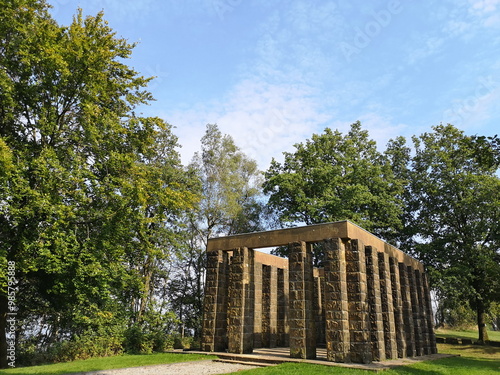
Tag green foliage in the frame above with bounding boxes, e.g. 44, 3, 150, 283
191, 124, 265, 238
263, 122, 404, 241
402, 124, 500, 341
167, 124, 266, 338
123, 325, 154, 354
50, 328, 124, 362
18, 323, 125, 366
0, 0, 198, 367
437, 301, 477, 329
123, 325, 177, 354
488, 302, 500, 331
170, 334, 197, 350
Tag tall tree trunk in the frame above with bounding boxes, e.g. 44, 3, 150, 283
0, 294, 7, 368
477, 300, 489, 343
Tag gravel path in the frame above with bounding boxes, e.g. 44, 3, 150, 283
75, 360, 260, 375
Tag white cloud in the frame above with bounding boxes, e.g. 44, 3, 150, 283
218, 80, 331, 166
467, 0, 500, 28
406, 35, 446, 65
168, 78, 331, 169
470, 0, 500, 13
441, 75, 500, 131
356, 112, 412, 149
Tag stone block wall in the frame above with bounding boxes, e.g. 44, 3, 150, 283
202, 222, 437, 363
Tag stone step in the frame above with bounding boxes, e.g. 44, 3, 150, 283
214, 353, 285, 365
213, 358, 276, 367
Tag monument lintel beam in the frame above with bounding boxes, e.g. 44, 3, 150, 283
207, 220, 423, 272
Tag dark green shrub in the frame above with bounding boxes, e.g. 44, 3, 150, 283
150, 331, 174, 352
123, 324, 153, 354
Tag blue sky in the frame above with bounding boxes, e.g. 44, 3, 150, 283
50, 0, 500, 169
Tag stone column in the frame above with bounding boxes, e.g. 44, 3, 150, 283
378, 252, 397, 359
422, 273, 438, 354
202, 250, 228, 352
323, 238, 350, 362
227, 247, 255, 354
277, 267, 289, 347
262, 265, 278, 348
365, 246, 385, 361
253, 262, 263, 348
415, 270, 429, 354
346, 239, 371, 364
389, 256, 406, 358
288, 241, 316, 359
399, 263, 416, 357
407, 266, 423, 356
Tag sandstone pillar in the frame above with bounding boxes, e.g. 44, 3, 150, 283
323, 238, 350, 362
288, 241, 316, 359
415, 270, 430, 354
365, 246, 385, 361
399, 263, 416, 357
407, 266, 423, 356
202, 250, 228, 352
378, 252, 397, 359
346, 239, 371, 364
389, 256, 406, 358
227, 247, 254, 354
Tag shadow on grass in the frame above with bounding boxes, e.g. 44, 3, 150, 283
439, 343, 500, 359
452, 345, 500, 355
435, 331, 477, 340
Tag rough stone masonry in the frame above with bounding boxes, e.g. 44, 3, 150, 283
201, 221, 437, 364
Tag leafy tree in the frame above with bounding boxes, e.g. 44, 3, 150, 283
168, 124, 266, 338
405, 124, 500, 342
0, 1, 196, 365
468, 134, 500, 170
383, 136, 415, 248
263, 122, 405, 241
191, 124, 265, 240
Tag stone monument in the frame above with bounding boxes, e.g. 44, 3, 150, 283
201, 221, 437, 363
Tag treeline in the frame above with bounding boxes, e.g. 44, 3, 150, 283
0, 1, 499, 368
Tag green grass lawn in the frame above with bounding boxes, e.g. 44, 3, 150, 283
220, 343, 500, 375
1, 330, 499, 375
0, 352, 216, 375
435, 328, 500, 342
